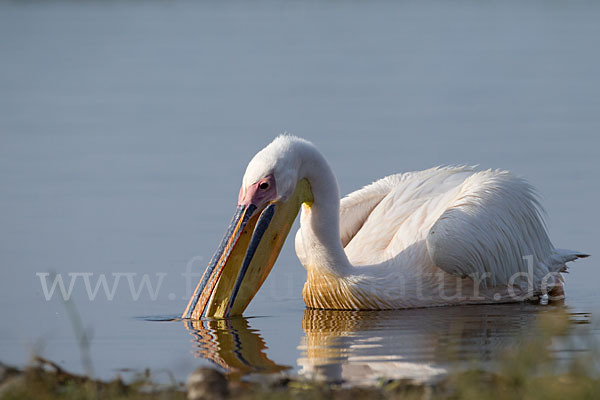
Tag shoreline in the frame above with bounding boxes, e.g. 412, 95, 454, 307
2, 350, 599, 400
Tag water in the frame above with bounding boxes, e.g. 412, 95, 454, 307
1, 0, 599, 384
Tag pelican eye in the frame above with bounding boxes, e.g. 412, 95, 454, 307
259, 182, 269, 190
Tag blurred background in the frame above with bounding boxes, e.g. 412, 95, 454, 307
1, 0, 598, 382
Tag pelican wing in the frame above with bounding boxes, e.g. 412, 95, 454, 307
341, 167, 474, 264
341, 167, 575, 290
425, 170, 557, 288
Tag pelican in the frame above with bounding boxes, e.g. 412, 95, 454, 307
183, 135, 587, 319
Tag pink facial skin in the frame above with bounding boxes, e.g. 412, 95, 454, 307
238, 174, 278, 209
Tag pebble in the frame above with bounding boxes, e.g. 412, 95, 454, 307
187, 367, 229, 400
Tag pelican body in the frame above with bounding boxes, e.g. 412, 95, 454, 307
183, 136, 587, 319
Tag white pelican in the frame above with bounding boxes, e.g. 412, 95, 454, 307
183, 135, 587, 319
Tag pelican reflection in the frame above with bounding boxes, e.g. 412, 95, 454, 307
297, 304, 580, 383
185, 318, 290, 379
184, 303, 587, 384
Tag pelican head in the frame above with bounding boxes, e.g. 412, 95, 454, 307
183, 136, 314, 319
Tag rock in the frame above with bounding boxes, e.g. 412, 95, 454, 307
0, 362, 20, 383
187, 367, 229, 400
